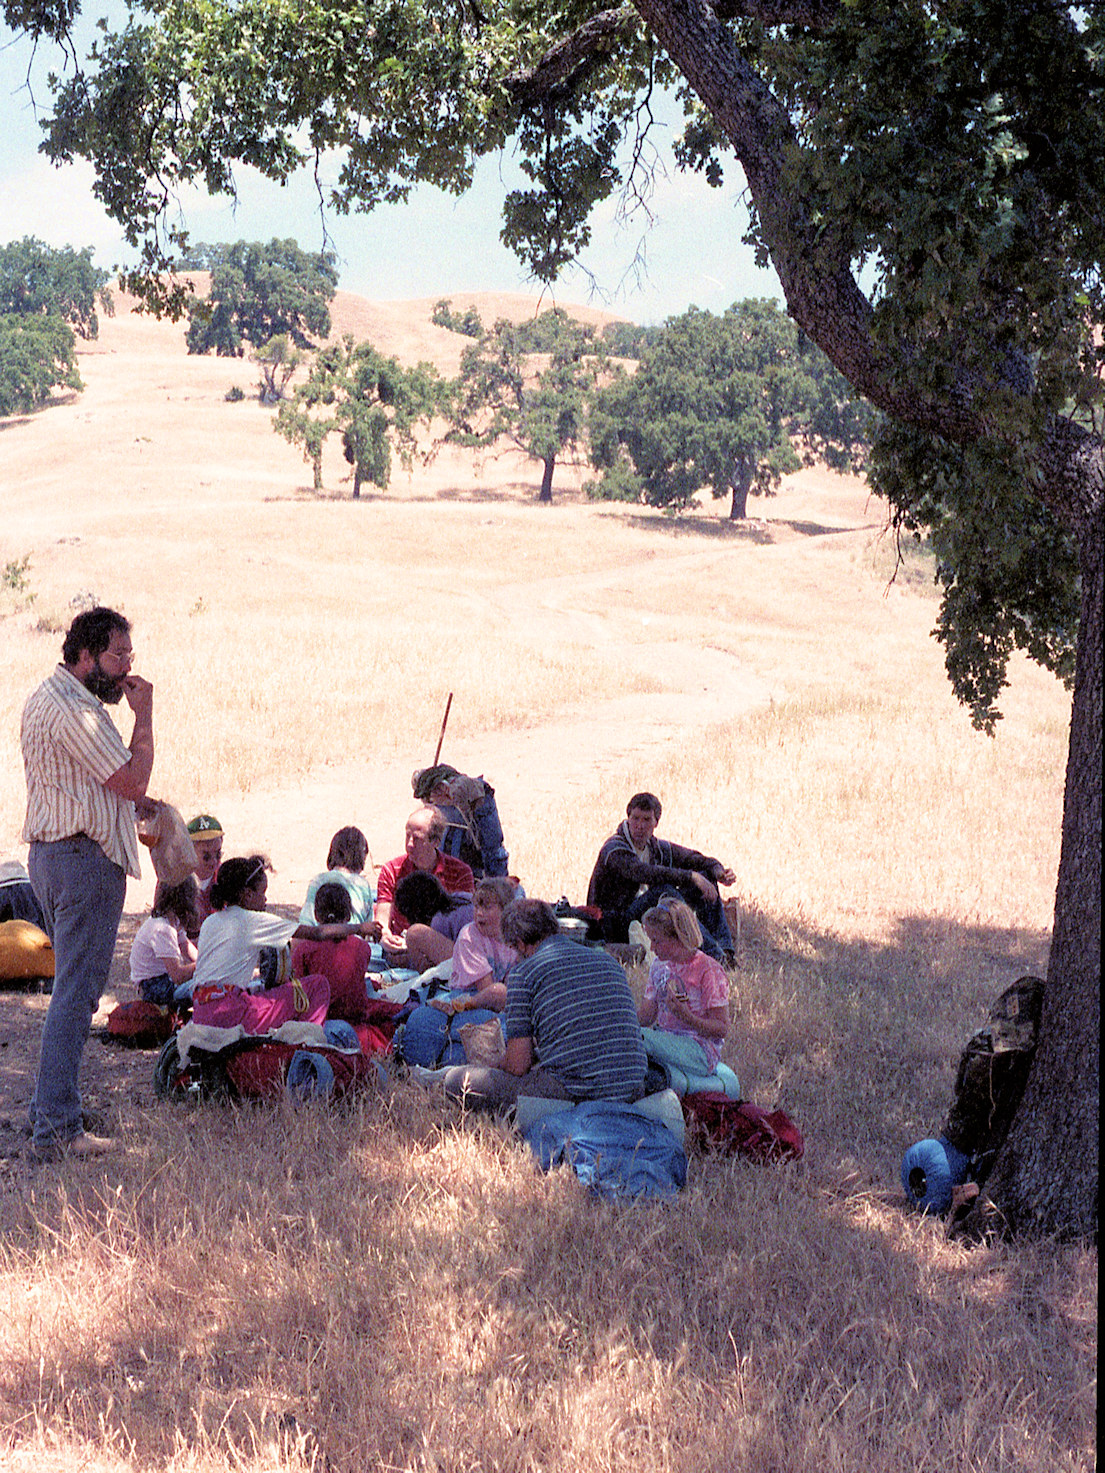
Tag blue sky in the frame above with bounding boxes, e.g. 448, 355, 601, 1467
1, 12, 785, 324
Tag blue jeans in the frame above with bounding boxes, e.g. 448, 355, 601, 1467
626, 885, 734, 961
28, 837, 127, 1151
139, 973, 176, 1006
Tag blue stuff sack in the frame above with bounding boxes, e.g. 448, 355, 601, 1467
902, 1135, 973, 1214
524, 1099, 687, 1200
287, 1049, 336, 1102
396, 1003, 502, 1067
322, 1018, 360, 1051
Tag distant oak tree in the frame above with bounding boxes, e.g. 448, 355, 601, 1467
183, 239, 337, 358
446, 308, 605, 503
0, 313, 82, 415
589, 300, 869, 519
0, 236, 112, 339
252, 333, 302, 406
276, 335, 443, 498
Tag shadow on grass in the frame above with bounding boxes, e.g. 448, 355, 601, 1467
0, 391, 81, 432
771, 517, 885, 537
618, 511, 777, 542
431, 484, 547, 503
261, 482, 547, 505
729, 899, 1050, 1180
1, 900, 1086, 1473
616, 511, 886, 543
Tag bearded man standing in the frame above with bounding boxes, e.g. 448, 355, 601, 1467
21, 606, 154, 1159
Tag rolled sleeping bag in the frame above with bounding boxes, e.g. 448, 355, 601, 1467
286, 1049, 335, 1102
901, 1135, 973, 1214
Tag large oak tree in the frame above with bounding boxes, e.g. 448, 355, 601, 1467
11, 0, 1101, 1235
181, 239, 338, 357
0, 236, 111, 339
276, 334, 443, 497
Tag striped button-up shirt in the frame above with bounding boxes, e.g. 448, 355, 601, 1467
21, 666, 142, 878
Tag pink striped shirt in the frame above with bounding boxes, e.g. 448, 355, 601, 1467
21, 666, 142, 877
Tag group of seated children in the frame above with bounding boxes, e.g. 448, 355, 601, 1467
131, 785, 731, 1081
172, 854, 380, 1033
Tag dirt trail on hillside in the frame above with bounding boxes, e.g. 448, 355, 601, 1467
215, 560, 776, 896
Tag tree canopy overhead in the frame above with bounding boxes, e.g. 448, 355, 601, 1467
10, 0, 1103, 1237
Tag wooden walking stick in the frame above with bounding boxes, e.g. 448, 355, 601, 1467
433, 692, 453, 767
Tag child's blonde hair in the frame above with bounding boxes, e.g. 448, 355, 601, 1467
642, 897, 702, 952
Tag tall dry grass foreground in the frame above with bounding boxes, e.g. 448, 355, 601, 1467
0, 293, 1095, 1471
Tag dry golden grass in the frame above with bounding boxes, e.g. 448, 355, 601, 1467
0, 291, 1094, 1472
0, 1092, 1094, 1472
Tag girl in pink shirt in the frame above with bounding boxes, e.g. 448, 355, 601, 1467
639, 898, 730, 1069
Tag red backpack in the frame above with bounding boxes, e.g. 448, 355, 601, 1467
104, 999, 177, 1048
682, 1094, 805, 1163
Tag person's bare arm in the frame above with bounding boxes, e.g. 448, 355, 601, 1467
666, 998, 729, 1041
294, 920, 382, 944
161, 953, 196, 984
469, 980, 508, 1012
374, 898, 406, 953
638, 994, 659, 1027
501, 1035, 534, 1076
104, 675, 154, 801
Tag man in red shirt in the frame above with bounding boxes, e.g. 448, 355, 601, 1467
374, 806, 474, 967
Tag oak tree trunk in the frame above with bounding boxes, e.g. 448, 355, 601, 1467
538, 454, 556, 503
631, 0, 1103, 1238
973, 512, 1101, 1239
729, 461, 753, 520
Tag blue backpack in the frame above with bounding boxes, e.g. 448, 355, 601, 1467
437, 784, 509, 878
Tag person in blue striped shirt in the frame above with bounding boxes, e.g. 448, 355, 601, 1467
441, 898, 646, 1109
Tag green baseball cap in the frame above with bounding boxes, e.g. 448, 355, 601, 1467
187, 814, 223, 840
